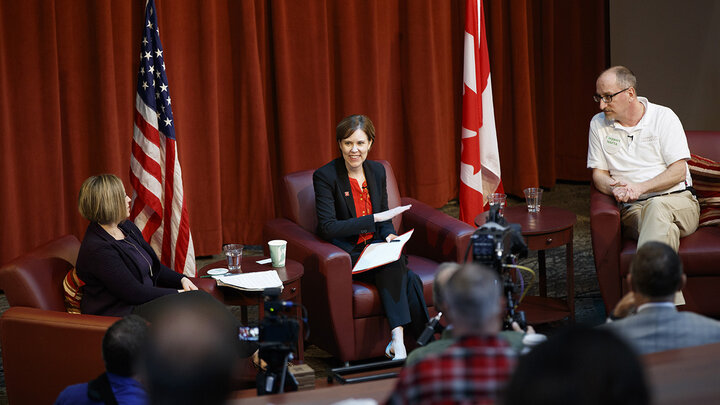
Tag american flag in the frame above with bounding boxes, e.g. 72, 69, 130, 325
129, 0, 196, 276
459, 0, 502, 224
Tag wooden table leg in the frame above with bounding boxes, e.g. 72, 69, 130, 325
240, 306, 249, 326
538, 250, 547, 297
566, 232, 575, 321
296, 299, 304, 362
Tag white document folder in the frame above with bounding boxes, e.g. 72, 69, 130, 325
351, 229, 414, 274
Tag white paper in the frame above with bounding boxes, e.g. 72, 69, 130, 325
674, 291, 686, 306
216, 270, 283, 292
255, 258, 272, 265
351, 229, 414, 273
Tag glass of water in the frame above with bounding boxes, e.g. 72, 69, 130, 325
222, 244, 243, 273
523, 188, 543, 213
488, 193, 507, 217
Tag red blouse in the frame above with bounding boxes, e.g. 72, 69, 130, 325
349, 177, 374, 244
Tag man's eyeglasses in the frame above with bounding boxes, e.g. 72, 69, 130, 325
593, 87, 630, 104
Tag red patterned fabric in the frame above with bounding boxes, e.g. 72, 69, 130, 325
688, 154, 720, 227
387, 335, 516, 405
62, 269, 85, 314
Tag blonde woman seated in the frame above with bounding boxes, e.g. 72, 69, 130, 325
76, 174, 198, 317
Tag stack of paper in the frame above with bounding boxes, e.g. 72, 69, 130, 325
214, 270, 283, 292
288, 363, 315, 390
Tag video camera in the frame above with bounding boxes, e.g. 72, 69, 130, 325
418, 205, 530, 346
259, 288, 299, 346
471, 204, 529, 330
240, 287, 301, 395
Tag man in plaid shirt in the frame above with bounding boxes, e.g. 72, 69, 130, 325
387, 263, 517, 405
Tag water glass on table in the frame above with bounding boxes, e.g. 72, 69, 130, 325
223, 244, 243, 273
523, 188, 543, 213
488, 193, 507, 217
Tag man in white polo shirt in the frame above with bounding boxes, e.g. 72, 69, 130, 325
587, 66, 699, 251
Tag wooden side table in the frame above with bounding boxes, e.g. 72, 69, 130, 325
199, 257, 305, 361
475, 206, 576, 324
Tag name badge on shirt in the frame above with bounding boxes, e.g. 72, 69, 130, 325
604, 134, 621, 154
639, 135, 658, 143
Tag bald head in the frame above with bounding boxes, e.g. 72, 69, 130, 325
598, 66, 637, 91
595, 66, 643, 126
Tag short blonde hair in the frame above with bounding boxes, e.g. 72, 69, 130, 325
78, 174, 128, 224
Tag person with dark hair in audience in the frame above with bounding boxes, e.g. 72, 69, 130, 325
314, 114, 429, 360
405, 262, 536, 367
503, 325, 649, 405
76, 174, 198, 317
387, 263, 516, 404
142, 290, 246, 405
55, 315, 149, 405
602, 241, 720, 354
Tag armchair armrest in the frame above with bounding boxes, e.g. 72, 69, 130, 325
589, 184, 623, 313
400, 197, 475, 263
0, 307, 118, 404
263, 218, 356, 361
189, 276, 224, 302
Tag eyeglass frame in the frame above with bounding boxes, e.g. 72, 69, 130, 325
593, 87, 631, 104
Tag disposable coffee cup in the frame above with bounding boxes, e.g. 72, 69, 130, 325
268, 240, 287, 267
523, 187, 543, 213
223, 244, 243, 273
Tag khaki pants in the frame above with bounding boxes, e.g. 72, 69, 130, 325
621, 191, 700, 252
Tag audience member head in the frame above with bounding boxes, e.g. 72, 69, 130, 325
142, 294, 240, 405
504, 325, 649, 405
336, 114, 376, 144
432, 262, 461, 314
78, 174, 129, 225
102, 315, 149, 377
442, 263, 502, 336
630, 241, 684, 301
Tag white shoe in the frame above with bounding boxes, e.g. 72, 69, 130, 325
385, 340, 407, 360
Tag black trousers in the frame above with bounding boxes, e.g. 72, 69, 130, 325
352, 249, 429, 338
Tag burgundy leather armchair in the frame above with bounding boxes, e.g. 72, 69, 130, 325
591, 131, 720, 318
263, 160, 475, 363
0, 234, 222, 404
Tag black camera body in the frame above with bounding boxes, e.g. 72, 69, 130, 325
471, 205, 527, 269
471, 221, 515, 272
255, 287, 300, 396
260, 288, 299, 346
471, 205, 529, 330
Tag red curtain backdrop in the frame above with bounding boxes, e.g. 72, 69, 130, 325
0, 0, 605, 264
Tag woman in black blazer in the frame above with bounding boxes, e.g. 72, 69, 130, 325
313, 115, 429, 360
76, 174, 199, 317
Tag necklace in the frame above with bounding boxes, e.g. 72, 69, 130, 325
122, 233, 153, 277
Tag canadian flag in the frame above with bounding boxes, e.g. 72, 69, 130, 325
459, 0, 502, 224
